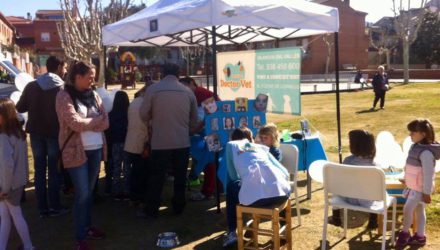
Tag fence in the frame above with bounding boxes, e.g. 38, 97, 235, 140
189, 72, 370, 94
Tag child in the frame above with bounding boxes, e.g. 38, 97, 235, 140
223, 127, 290, 247
0, 98, 34, 250
108, 91, 130, 201
332, 129, 380, 229
396, 118, 440, 247
124, 90, 150, 208
258, 123, 282, 161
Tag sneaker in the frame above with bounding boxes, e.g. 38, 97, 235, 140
48, 207, 70, 217
122, 193, 130, 201
189, 179, 201, 187
190, 192, 207, 201
396, 231, 411, 248
409, 233, 426, 246
222, 231, 237, 248
39, 211, 49, 219
76, 241, 89, 250
113, 194, 124, 201
369, 107, 375, 111
87, 226, 106, 240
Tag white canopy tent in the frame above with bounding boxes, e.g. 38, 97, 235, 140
103, 0, 339, 47
103, 0, 344, 203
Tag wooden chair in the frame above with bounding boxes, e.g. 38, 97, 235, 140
279, 144, 301, 226
321, 162, 397, 250
236, 199, 292, 250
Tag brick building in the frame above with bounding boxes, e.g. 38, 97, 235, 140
0, 11, 15, 48
301, 0, 369, 74
7, 10, 65, 71
221, 0, 370, 75
6, 15, 34, 51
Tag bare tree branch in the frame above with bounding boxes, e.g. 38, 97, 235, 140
58, 0, 133, 86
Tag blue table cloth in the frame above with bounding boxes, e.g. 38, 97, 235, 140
281, 134, 327, 171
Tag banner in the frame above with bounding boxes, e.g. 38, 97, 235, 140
217, 47, 301, 115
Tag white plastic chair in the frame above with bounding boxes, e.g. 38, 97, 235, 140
321, 162, 396, 250
279, 144, 301, 226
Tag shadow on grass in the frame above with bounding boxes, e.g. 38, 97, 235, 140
356, 108, 379, 114
7, 178, 231, 250
347, 228, 391, 250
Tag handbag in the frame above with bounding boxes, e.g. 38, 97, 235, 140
57, 131, 75, 172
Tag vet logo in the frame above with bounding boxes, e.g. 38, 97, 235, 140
222, 9, 237, 17
222, 61, 245, 92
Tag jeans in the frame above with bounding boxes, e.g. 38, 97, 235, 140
30, 133, 62, 212
67, 149, 102, 241
104, 159, 113, 194
111, 143, 130, 195
126, 152, 149, 202
373, 91, 386, 108
226, 180, 288, 232
145, 148, 189, 216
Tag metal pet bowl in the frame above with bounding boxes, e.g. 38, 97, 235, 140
156, 232, 180, 248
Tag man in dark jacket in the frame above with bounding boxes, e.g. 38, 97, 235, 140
371, 65, 389, 110
16, 56, 69, 217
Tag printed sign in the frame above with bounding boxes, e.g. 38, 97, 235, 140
217, 47, 301, 115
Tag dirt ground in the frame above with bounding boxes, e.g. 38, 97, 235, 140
6, 171, 439, 250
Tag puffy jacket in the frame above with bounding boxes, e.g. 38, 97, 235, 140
405, 143, 440, 193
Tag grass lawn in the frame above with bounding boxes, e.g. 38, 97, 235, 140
12, 82, 440, 249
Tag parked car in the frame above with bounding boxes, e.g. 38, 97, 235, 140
0, 56, 34, 98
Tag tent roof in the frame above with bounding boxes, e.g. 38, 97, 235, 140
103, 0, 339, 47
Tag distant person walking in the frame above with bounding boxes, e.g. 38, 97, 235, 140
140, 64, 198, 217
371, 66, 389, 110
16, 56, 69, 218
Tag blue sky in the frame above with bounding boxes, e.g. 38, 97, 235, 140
2, 0, 396, 23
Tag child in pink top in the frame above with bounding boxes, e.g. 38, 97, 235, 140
396, 118, 440, 247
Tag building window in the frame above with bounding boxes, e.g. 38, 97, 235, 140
41, 32, 51, 42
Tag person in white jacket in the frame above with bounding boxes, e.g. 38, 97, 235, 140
223, 127, 291, 247
0, 98, 34, 250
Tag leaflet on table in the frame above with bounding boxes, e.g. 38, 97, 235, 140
203, 98, 267, 152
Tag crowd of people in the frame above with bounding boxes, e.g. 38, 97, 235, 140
0, 57, 289, 249
0, 55, 438, 250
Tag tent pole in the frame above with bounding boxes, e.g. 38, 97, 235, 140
211, 26, 221, 214
334, 32, 342, 163
212, 26, 218, 96
205, 33, 210, 90
104, 45, 107, 89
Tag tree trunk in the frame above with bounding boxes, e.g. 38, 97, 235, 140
97, 51, 106, 88
386, 49, 391, 70
403, 39, 410, 84
325, 55, 330, 82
